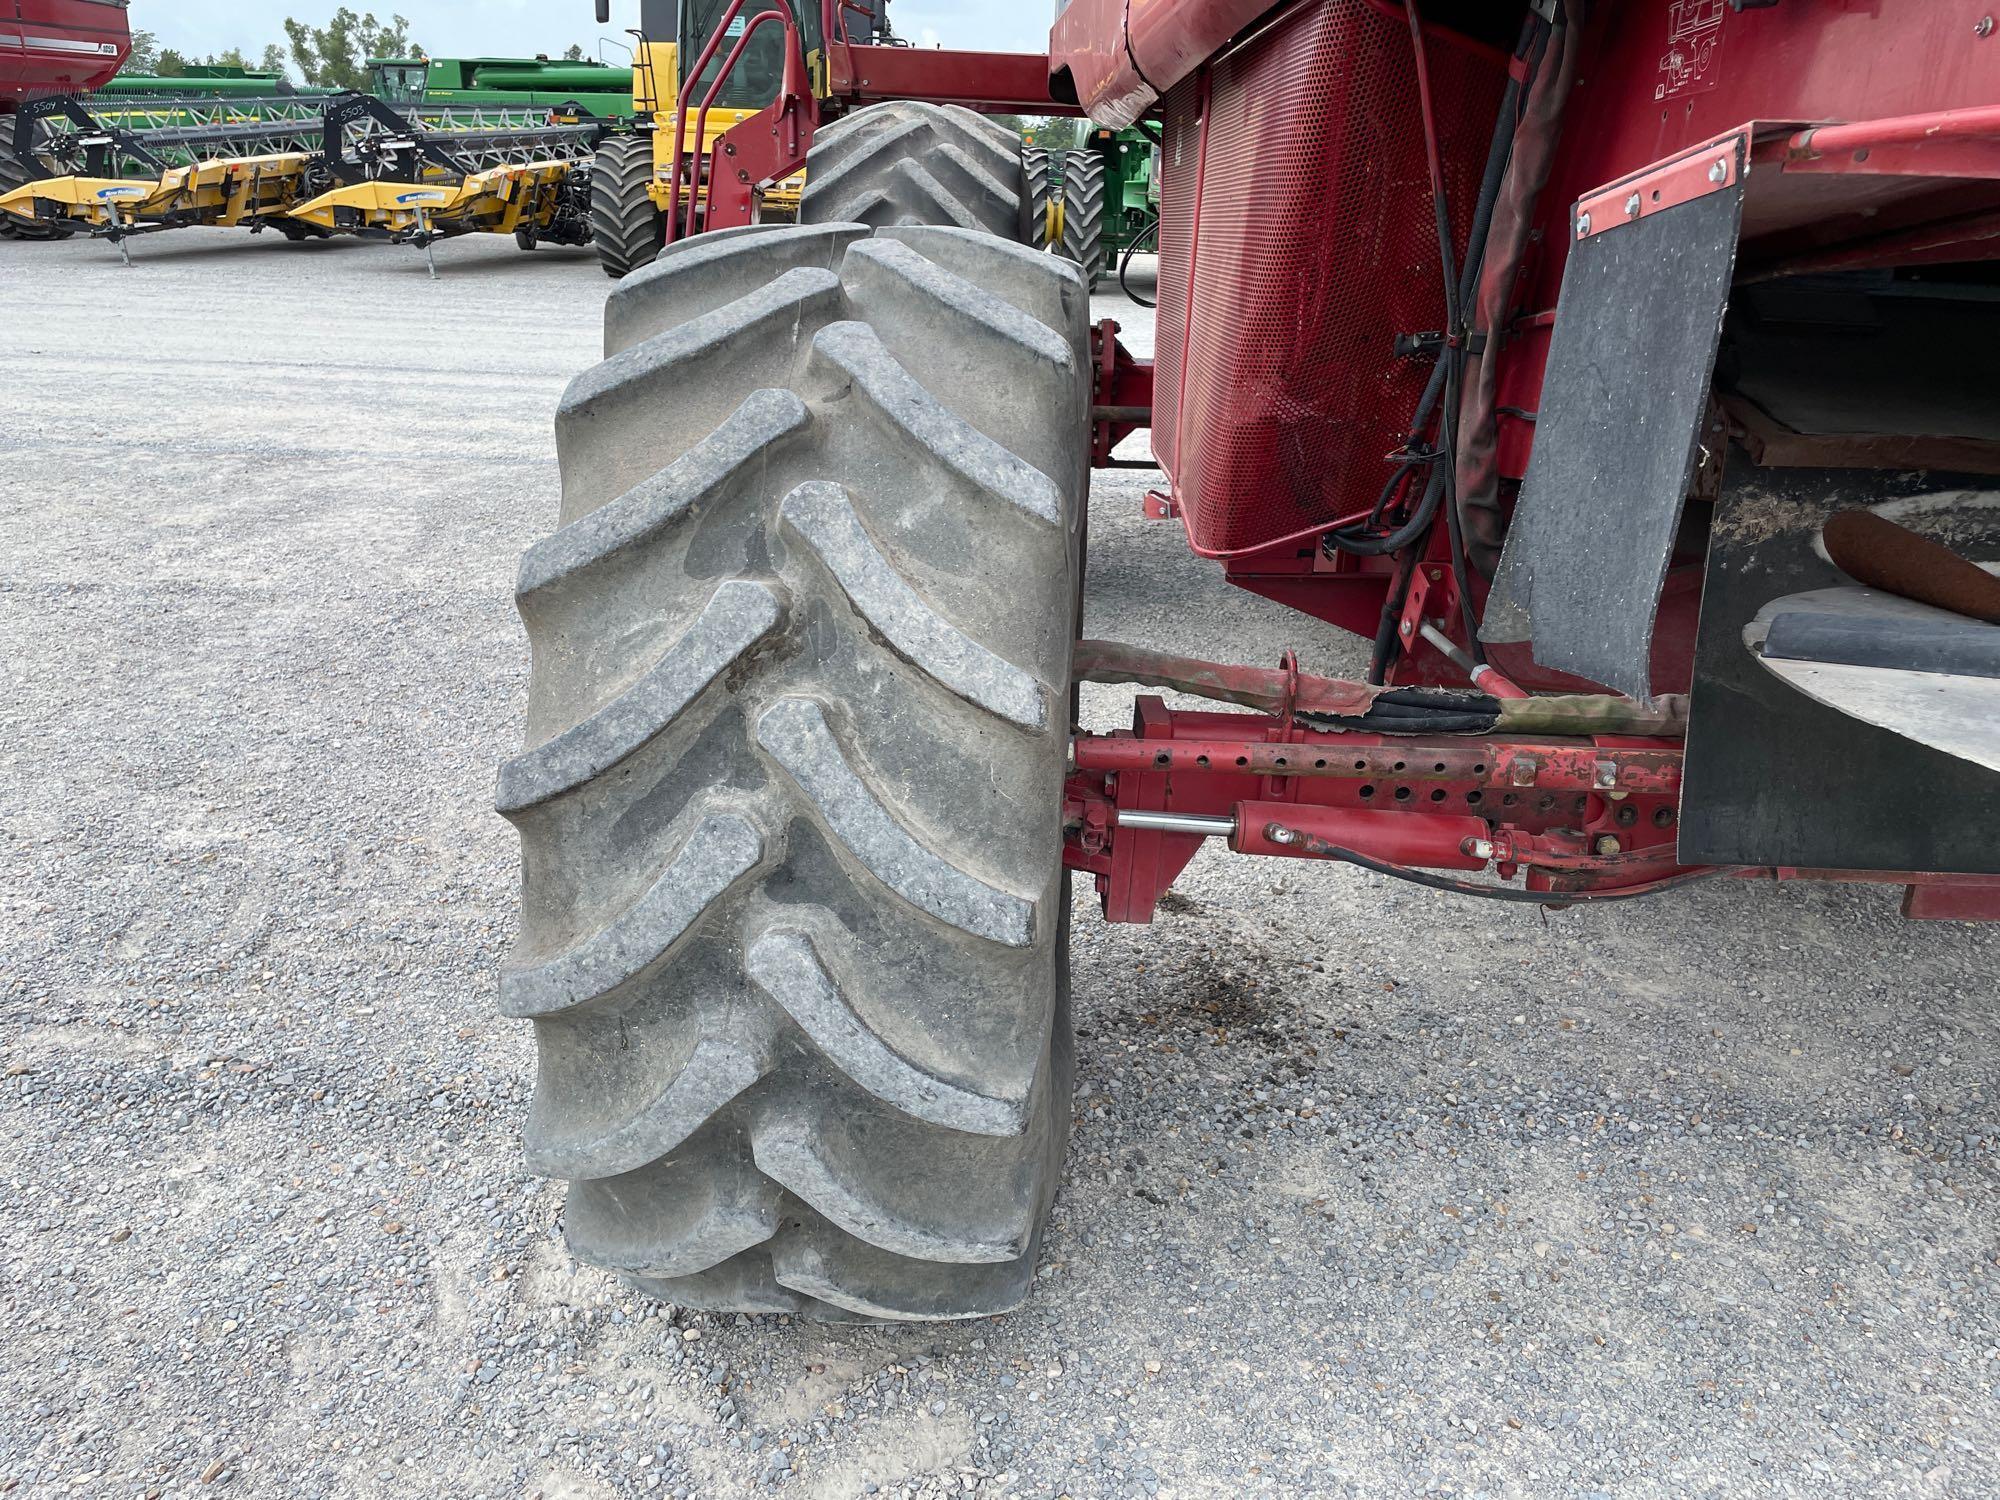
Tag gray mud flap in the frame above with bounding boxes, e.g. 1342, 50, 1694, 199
1482, 138, 1745, 701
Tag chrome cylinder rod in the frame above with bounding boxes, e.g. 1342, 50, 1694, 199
1114, 810, 1238, 837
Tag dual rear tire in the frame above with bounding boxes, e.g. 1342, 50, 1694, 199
1055, 150, 1107, 286
591, 102, 1035, 282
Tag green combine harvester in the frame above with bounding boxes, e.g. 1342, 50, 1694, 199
86, 57, 638, 121
367, 56, 638, 119
93, 64, 321, 100
1026, 121, 1160, 289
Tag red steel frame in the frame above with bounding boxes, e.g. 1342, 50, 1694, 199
652, 2, 2000, 924
1049, 3, 2000, 924
1064, 696, 2000, 922
1065, 697, 1688, 919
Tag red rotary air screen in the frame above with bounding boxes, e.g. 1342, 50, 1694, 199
1152, 0, 1506, 557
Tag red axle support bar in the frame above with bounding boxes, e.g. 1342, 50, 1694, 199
1066, 696, 1691, 922
1066, 699, 2000, 922
1234, 803, 1488, 868
1072, 718, 1684, 797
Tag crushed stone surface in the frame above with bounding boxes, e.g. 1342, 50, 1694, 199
1, 230, 1995, 1499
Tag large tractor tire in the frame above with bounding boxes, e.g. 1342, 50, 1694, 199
0, 154, 70, 241
501, 221, 1092, 1319
590, 132, 664, 280
798, 101, 1033, 242
1023, 146, 1051, 246
1057, 151, 1106, 286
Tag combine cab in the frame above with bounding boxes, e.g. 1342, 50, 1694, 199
498, 0, 2000, 1320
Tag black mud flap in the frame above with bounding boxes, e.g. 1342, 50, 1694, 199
1678, 460, 2000, 874
1482, 144, 1745, 700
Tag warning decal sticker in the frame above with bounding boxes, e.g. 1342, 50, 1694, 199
1656, 0, 1726, 102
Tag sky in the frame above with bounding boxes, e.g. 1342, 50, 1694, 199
135, 0, 1049, 69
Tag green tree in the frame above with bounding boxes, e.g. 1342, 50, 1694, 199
989, 115, 1078, 147
283, 9, 420, 90
259, 44, 291, 77
156, 47, 190, 77
207, 46, 250, 69
125, 29, 161, 74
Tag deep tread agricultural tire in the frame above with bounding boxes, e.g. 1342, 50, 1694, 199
0, 154, 71, 241
590, 133, 663, 280
1023, 146, 1051, 248
501, 222, 1092, 1320
1058, 152, 1106, 286
799, 102, 1032, 242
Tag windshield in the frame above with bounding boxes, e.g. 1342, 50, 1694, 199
371, 63, 429, 105
681, 0, 820, 110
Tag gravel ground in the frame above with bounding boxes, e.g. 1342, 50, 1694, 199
1, 229, 1995, 1500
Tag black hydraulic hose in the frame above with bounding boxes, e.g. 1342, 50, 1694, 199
1455, 13, 1552, 583
1282, 840, 1738, 906
1404, 0, 1492, 666
1452, 15, 1539, 315
1374, 686, 1500, 711
1436, 371, 1486, 663
1435, 14, 1547, 623
1119, 210, 1159, 308
1331, 11, 1545, 666
1330, 459, 1448, 558
1366, 550, 1418, 685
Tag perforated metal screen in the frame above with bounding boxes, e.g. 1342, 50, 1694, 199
1150, 1, 1506, 557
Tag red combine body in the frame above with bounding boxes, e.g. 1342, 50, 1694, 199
1, 0, 129, 102
1, 0, 130, 238
1050, 0, 2000, 921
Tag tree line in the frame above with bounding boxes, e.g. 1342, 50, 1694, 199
128, 9, 594, 91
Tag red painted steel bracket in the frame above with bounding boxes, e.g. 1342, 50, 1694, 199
1782, 105, 2000, 181
1901, 877, 2000, 922
1574, 129, 1747, 242
1089, 319, 1154, 468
